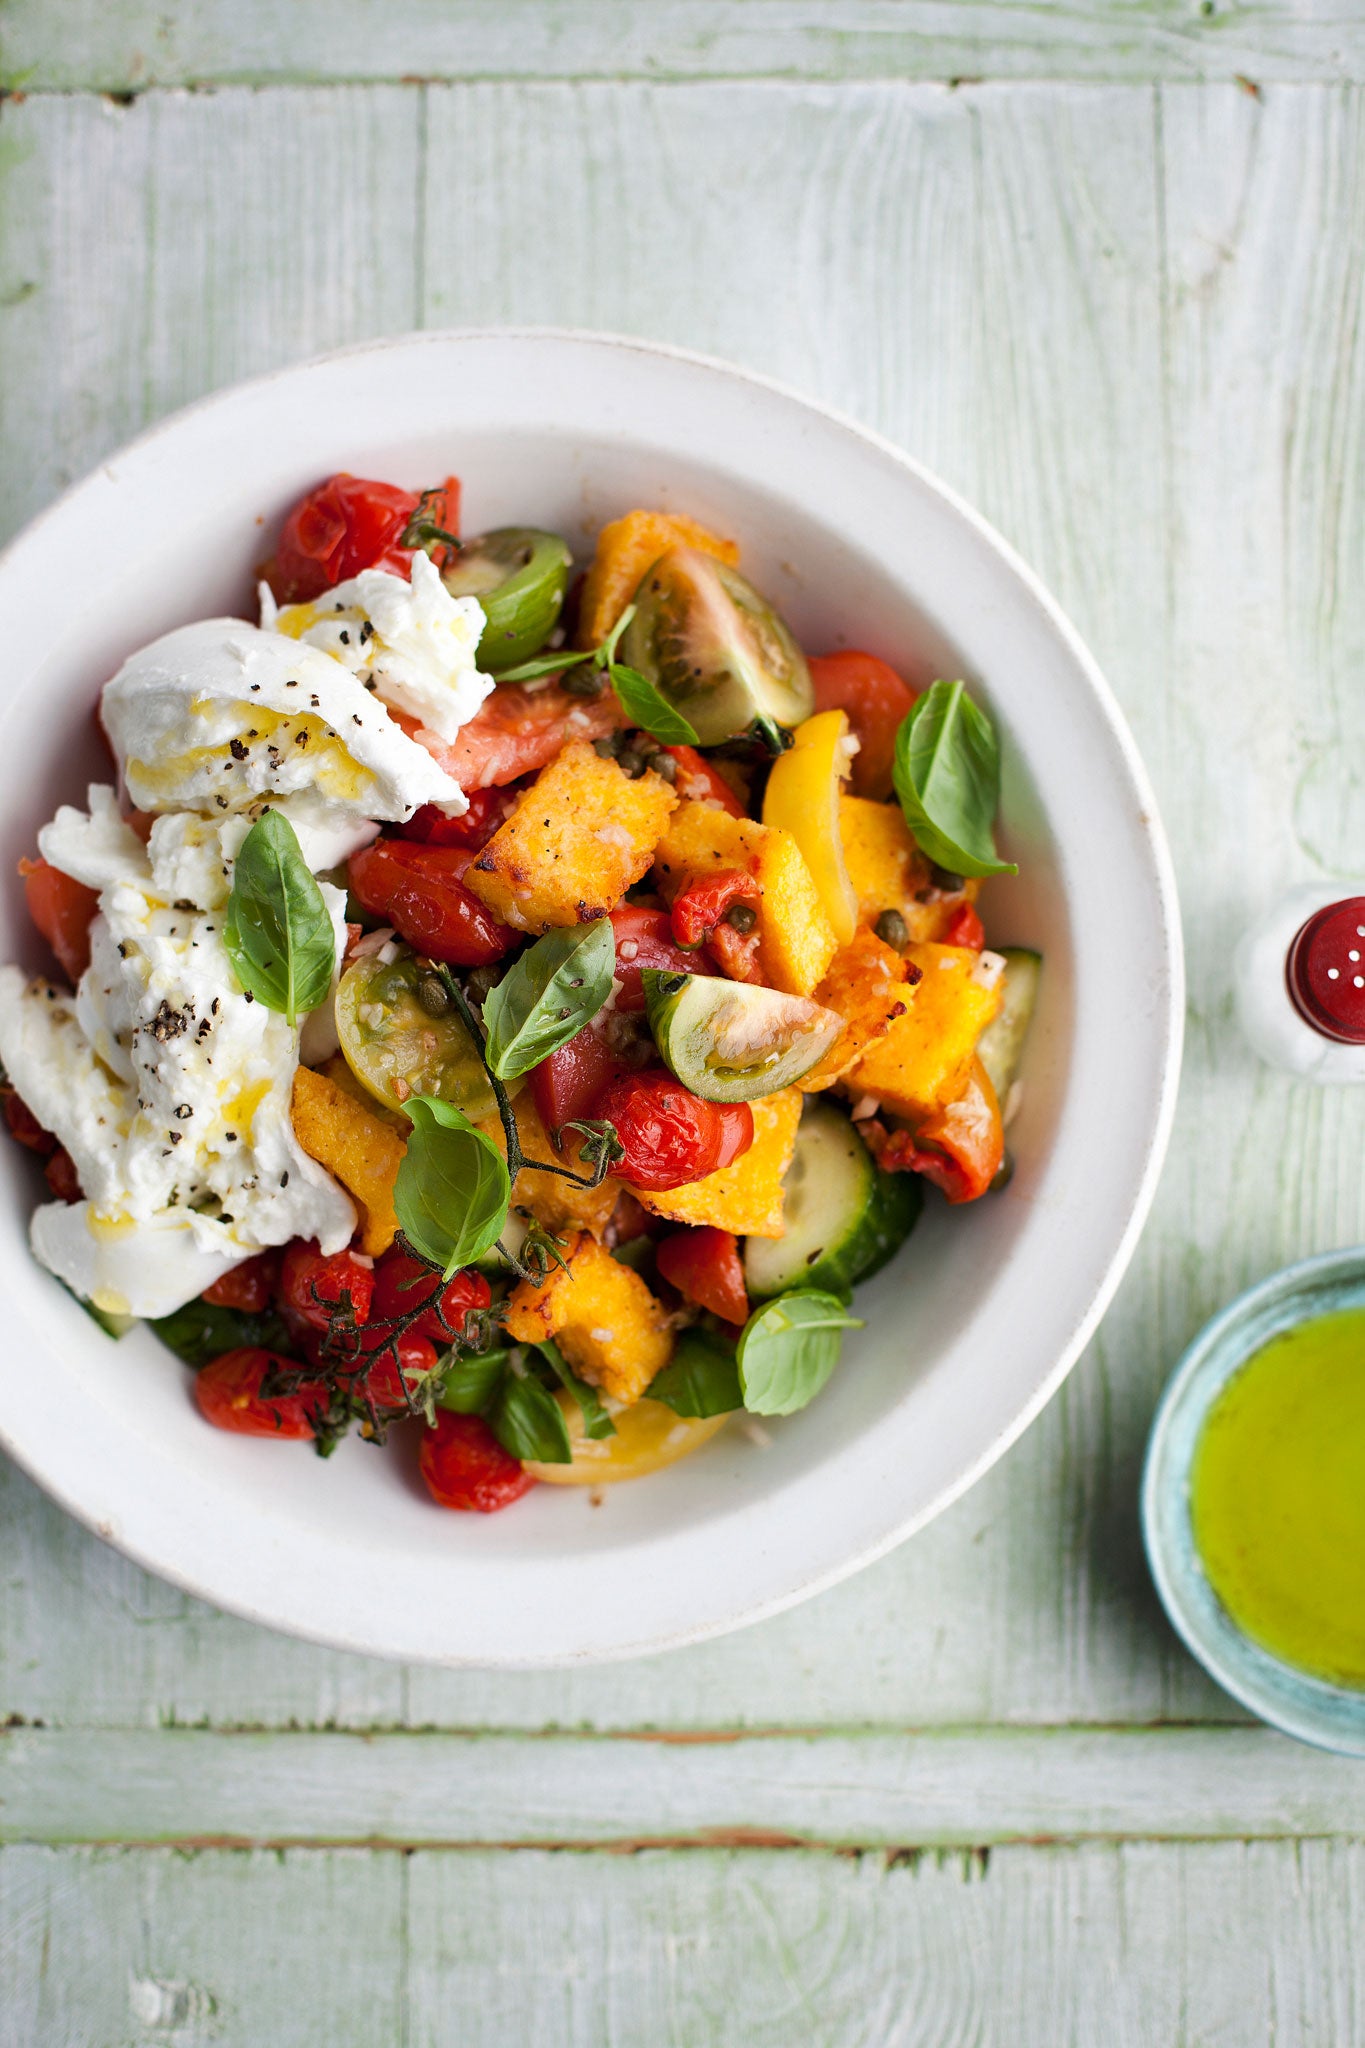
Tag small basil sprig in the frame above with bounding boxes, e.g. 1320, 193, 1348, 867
488, 1368, 573, 1464
892, 679, 1018, 881
538, 1337, 615, 1441
736, 1289, 863, 1416
481, 919, 616, 1081
223, 809, 337, 1026
393, 1095, 510, 1278
498, 603, 700, 746
437, 1340, 592, 1461
437, 1346, 512, 1415
648, 1330, 744, 1418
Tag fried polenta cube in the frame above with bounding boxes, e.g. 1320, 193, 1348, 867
839, 795, 981, 944
577, 509, 739, 649
636, 1087, 802, 1238
291, 1065, 405, 1255
798, 928, 913, 1092
653, 800, 836, 998
845, 942, 1001, 1119
475, 1091, 621, 1238
503, 1232, 674, 1405
466, 741, 676, 932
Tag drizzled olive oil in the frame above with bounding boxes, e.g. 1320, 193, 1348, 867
1191, 1308, 1365, 1687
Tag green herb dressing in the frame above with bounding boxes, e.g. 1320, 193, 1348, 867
1191, 1307, 1365, 1687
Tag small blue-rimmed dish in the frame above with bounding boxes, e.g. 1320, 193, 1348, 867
1142, 1245, 1365, 1756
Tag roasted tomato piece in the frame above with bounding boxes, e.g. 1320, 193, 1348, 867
409, 682, 624, 790
656, 1226, 749, 1325
530, 1023, 629, 1138
347, 839, 515, 968
202, 1251, 279, 1314
669, 870, 763, 983
590, 1071, 754, 1192
279, 1241, 375, 1335
194, 1349, 329, 1439
660, 745, 745, 816
19, 857, 99, 985
941, 901, 985, 951
870, 1059, 1003, 1205
808, 650, 916, 801
419, 1410, 537, 1513
43, 1148, 81, 1202
267, 472, 459, 604
1, 1086, 56, 1158
370, 1248, 491, 1345
610, 905, 716, 1013
353, 1328, 440, 1414
400, 786, 519, 850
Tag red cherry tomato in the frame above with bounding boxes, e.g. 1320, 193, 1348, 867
279, 1241, 374, 1335
43, 1147, 81, 1202
809, 650, 915, 801
400, 786, 519, 850
941, 901, 985, 951
194, 1349, 329, 1439
1, 1086, 56, 1158
409, 682, 624, 790
609, 905, 716, 1013
268, 473, 460, 605
202, 1251, 280, 1314
419, 1409, 537, 1513
19, 857, 99, 985
590, 1072, 754, 1192
660, 745, 745, 816
370, 1247, 491, 1344
352, 1328, 440, 1414
529, 1023, 630, 1138
347, 839, 515, 968
656, 1226, 749, 1325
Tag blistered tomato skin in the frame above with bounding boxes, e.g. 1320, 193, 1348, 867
353, 1329, 440, 1413
203, 1251, 279, 1314
279, 1241, 375, 1335
941, 901, 985, 951
400, 787, 518, 850
370, 1249, 491, 1345
656, 1226, 750, 1325
348, 839, 515, 967
591, 1072, 754, 1191
19, 857, 99, 985
419, 1410, 537, 1513
194, 1349, 329, 1439
610, 905, 716, 1012
268, 474, 459, 604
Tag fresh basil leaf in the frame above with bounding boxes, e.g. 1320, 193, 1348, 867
488, 1369, 573, 1463
892, 679, 1018, 881
736, 1289, 863, 1417
495, 647, 594, 686
151, 1298, 292, 1369
481, 919, 616, 1082
537, 1338, 615, 1440
648, 1330, 743, 1418
608, 662, 700, 745
436, 1346, 511, 1415
223, 808, 338, 1025
394, 1095, 511, 1278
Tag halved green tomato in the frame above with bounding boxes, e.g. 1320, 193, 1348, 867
441, 527, 572, 673
642, 969, 843, 1103
617, 546, 814, 744
336, 949, 496, 1118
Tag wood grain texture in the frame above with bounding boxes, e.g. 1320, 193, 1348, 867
4, 0, 1365, 89
3, 1841, 1364, 2048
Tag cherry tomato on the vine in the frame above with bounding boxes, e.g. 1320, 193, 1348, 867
352, 1328, 441, 1414
194, 1349, 329, 1439
419, 1410, 536, 1513
267, 473, 460, 605
530, 1023, 630, 1138
348, 839, 515, 968
279, 1241, 374, 1336
590, 1072, 753, 1192
369, 1247, 491, 1346
203, 1251, 279, 1314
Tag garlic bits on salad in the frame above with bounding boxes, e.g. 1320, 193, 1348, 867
0, 474, 1039, 1514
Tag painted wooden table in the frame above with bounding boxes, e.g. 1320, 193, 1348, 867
3, 7, 1365, 2041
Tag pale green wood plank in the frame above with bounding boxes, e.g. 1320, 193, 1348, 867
3, 1725, 1364, 1846
4, 0, 1365, 88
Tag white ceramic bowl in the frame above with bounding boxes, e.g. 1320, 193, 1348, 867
0, 331, 1182, 1666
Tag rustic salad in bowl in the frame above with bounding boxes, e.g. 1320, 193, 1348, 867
0, 471, 1039, 1514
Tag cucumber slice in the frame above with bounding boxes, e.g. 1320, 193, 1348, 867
642, 970, 842, 1103
744, 1100, 921, 1299
442, 528, 572, 674
977, 948, 1042, 1101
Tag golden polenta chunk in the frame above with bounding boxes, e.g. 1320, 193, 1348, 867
636, 1087, 802, 1238
577, 509, 739, 649
475, 1091, 621, 1238
845, 942, 1001, 1120
291, 1065, 405, 1256
653, 800, 836, 997
839, 794, 982, 945
798, 928, 913, 1092
466, 741, 677, 933
503, 1232, 674, 1406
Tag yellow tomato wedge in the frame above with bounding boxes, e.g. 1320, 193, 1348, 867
524, 1391, 730, 1486
762, 709, 859, 946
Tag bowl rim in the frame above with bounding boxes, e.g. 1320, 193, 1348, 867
1142, 1244, 1365, 1754
0, 326, 1185, 1664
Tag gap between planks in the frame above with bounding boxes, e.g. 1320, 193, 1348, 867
3, 1724, 1365, 1849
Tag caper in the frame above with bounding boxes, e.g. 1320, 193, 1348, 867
617, 748, 645, 779
725, 903, 758, 934
653, 751, 678, 783
561, 665, 604, 699
875, 909, 909, 950
930, 864, 965, 892
416, 971, 451, 1017
593, 733, 624, 759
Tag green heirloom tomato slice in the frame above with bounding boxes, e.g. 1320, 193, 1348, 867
441, 528, 572, 673
743, 1098, 922, 1300
336, 949, 496, 1118
642, 969, 843, 1103
618, 546, 814, 745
